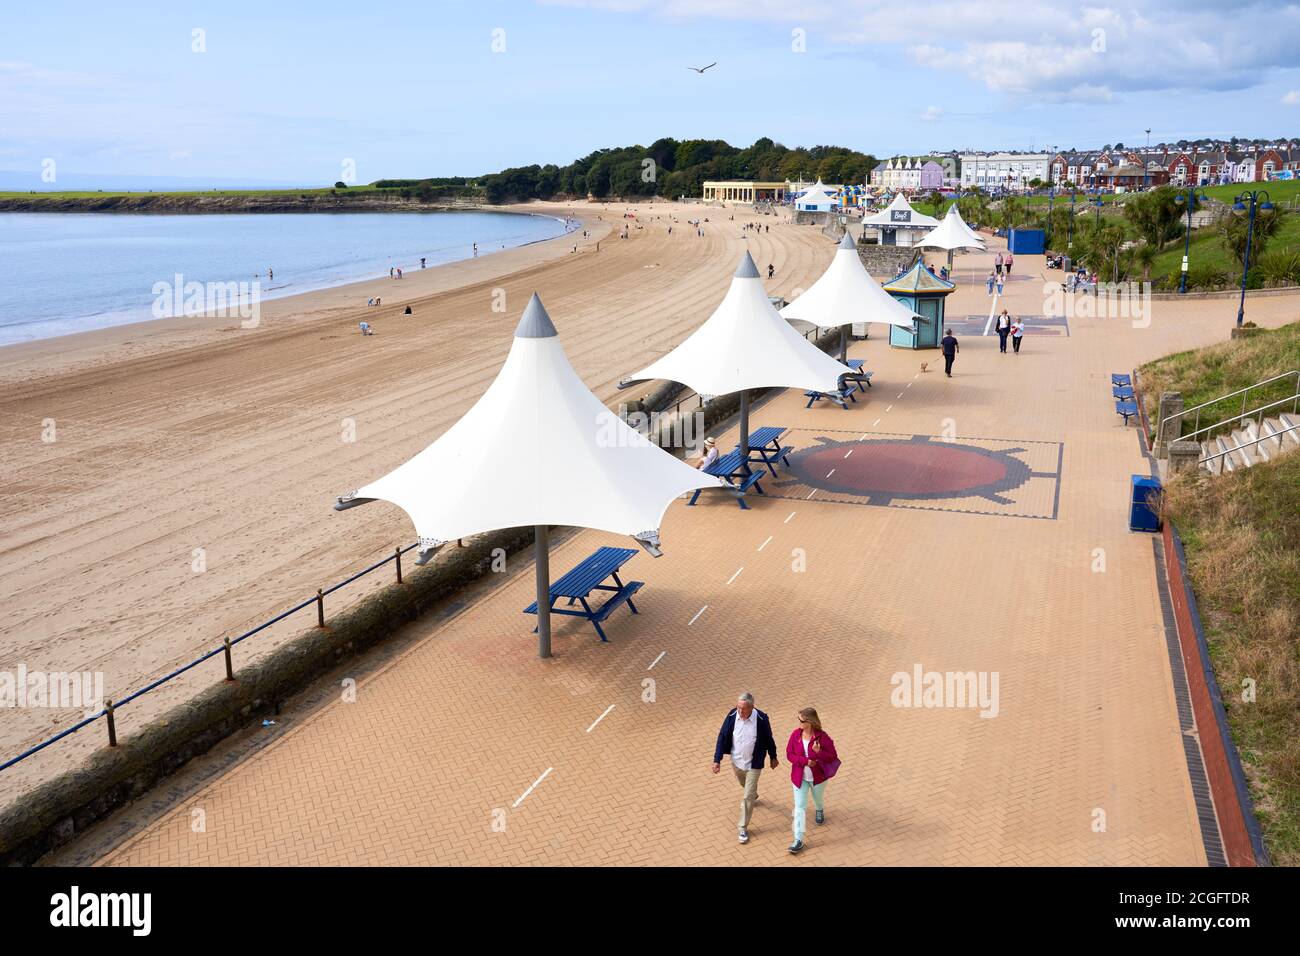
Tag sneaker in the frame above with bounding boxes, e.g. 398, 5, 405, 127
815, 810, 825, 826
788, 840, 804, 854
738, 829, 749, 844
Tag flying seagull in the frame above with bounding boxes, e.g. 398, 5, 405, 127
687, 62, 717, 74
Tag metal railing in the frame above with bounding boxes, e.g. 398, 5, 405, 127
1176, 393, 1300, 446
0, 541, 422, 773
1160, 370, 1300, 439
1200, 420, 1300, 466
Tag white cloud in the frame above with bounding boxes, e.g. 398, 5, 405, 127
920, 105, 944, 121
1284, 90, 1300, 105
544, 0, 1300, 103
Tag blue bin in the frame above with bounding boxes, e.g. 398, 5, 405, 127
1007, 228, 1045, 255
1129, 475, 1162, 532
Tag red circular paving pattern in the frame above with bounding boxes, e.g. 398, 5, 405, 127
800, 442, 1005, 494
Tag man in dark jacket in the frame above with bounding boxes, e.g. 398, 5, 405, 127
712, 692, 778, 844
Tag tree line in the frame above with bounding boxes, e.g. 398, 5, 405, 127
478, 137, 880, 204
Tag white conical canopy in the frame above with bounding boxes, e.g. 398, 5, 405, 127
917, 205, 988, 251
335, 293, 723, 558
780, 233, 921, 330
795, 180, 839, 205
631, 252, 850, 395
942, 204, 986, 246
863, 192, 940, 227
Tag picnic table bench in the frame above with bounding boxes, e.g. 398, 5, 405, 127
523, 546, 642, 643
742, 425, 794, 477
841, 359, 874, 389
1111, 373, 1131, 388
1115, 400, 1139, 426
1112, 385, 1135, 400
687, 449, 766, 509
805, 381, 859, 409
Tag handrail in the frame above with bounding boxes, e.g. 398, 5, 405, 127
1200, 421, 1300, 465
0, 541, 422, 773
1160, 370, 1300, 436
1177, 393, 1300, 444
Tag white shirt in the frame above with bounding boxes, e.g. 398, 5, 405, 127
802, 735, 814, 784
731, 709, 758, 771
700, 445, 719, 469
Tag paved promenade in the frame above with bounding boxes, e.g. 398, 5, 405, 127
98, 239, 1298, 866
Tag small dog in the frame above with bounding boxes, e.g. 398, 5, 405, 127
920, 361, 929, 373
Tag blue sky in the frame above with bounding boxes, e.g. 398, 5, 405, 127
3, 0, 1299, 187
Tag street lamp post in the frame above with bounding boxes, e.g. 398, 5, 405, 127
1046, 182, 1056, 249
1068, 188, 1077, 247
1092, 192, 1104, 225
1174, 188, 1208, 295
1232, 189, 1274, 328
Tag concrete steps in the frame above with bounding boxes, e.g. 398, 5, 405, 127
1198, 411, 1300, 474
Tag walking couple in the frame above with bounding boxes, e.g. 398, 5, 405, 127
712, 692, 840, 854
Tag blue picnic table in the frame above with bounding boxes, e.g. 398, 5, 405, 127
805, 381, 859, 409
742, 426, 794, 477
523, 546, 643, 643
1112, 385, 1135, 400
842, 359, 873, 389
687, 449, 766, 509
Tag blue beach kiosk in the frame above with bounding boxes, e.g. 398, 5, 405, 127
883, 261, 956, 349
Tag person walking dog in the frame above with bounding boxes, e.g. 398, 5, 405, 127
786, 707, 839, 854
712, 692, 778, 844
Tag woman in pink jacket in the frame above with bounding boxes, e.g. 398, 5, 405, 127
786, 707, 839, 854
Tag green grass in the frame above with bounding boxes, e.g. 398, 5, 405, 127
1149, 212, 1300, 286
1138, 322, 1300, 438
1162, 452, 1300, 866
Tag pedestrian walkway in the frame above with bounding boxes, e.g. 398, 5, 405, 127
96, 243, 1298, 866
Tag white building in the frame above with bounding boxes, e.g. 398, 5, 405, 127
959, 153, 1051, 192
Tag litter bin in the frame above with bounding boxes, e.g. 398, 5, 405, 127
1062, 256, 1072, 274
1129, 474, 1162, 532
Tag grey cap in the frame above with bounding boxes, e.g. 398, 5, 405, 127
734, 251, 760, 278
515, 292, 557, 338
838, 232, 857, 250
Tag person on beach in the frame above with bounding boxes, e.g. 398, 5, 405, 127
397, 267, 403, 279
712, 692, 778, 845
768, 263, 775, 279
692, 436, 719, 470
473, 243, 478, 256
994, 251, 1004, 276
1004, 252, 1013, 275
359, 321, 374, 336
941, 328, 959, 377
420, 257, 426, 269
389, 267, 394, 279
995, 309, 1011, 353
404, 305, 413, 315
1011, 316, 1025, 353
786, 707, 838, 854
268, 267, 273, 280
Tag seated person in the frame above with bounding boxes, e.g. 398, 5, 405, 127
359, 321, 374, 335
692, 436, 719, 470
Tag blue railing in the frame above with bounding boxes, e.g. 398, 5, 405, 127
0, 541, 421, 773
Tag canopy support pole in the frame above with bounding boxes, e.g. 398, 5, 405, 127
738, 390, 751, 466
535, 525, 552, 659
839, 326, 848, 363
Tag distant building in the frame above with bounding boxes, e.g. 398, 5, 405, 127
871, 157, 944, 192
959, 153, 1051, 192
701, 181, 788, 204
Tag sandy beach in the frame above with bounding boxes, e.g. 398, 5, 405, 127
0, 199, 840, 802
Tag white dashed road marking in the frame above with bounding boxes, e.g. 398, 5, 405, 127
727, 567, 744, 585
514, 767, 553, 808
688, 605, 708, 626
586, 705, 616, 733
647, 651, 666, 670
758, 535, 773, 551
